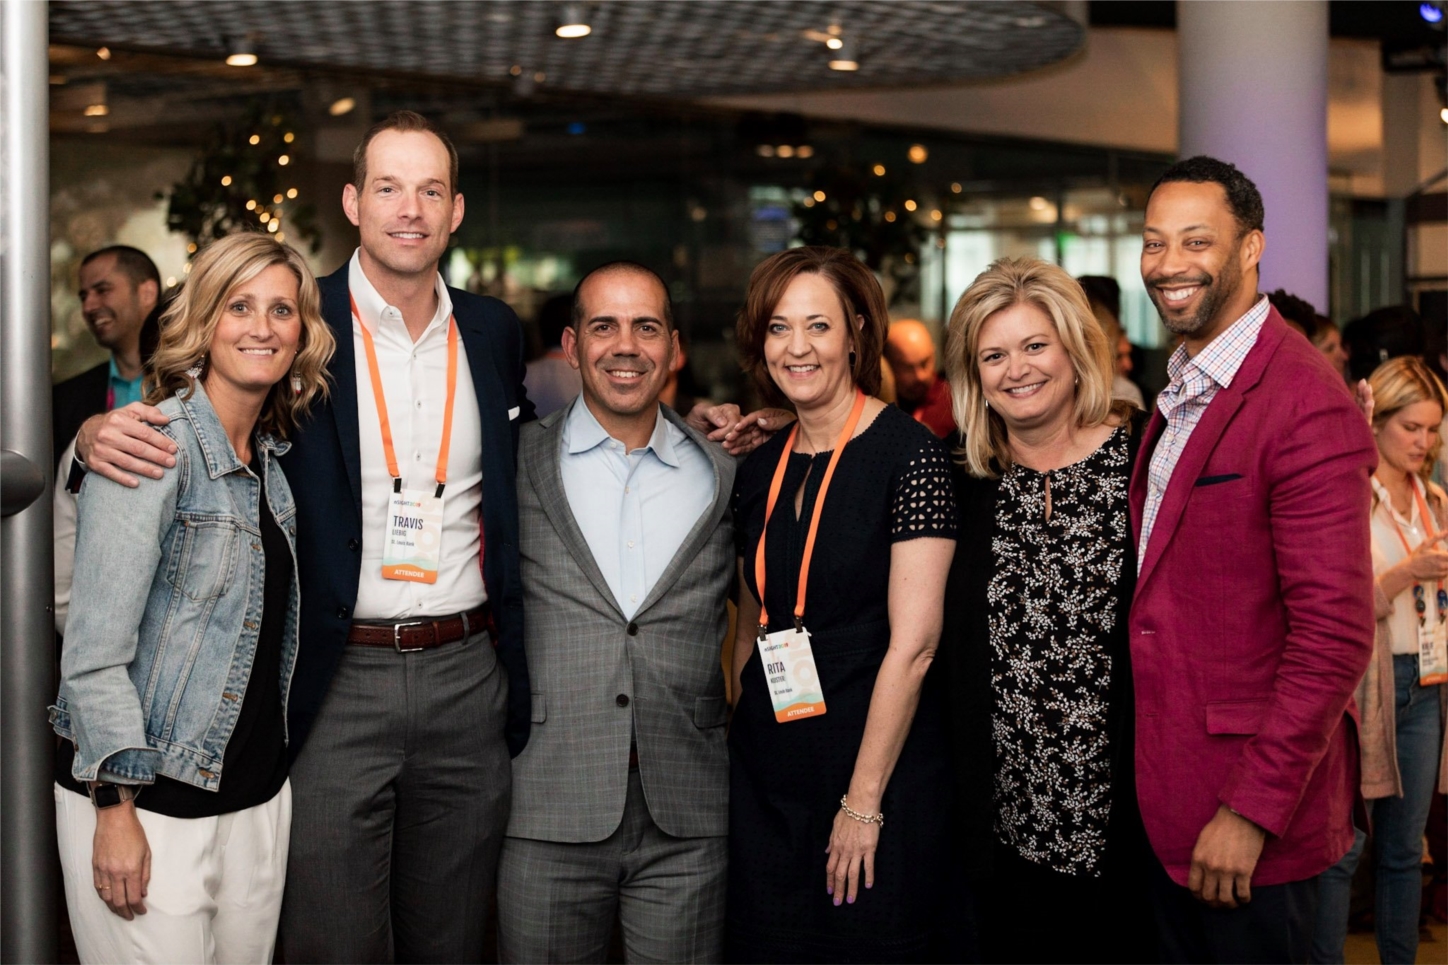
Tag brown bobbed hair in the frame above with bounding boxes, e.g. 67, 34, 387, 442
145, 232, 335, 439
353, 110, 460, 196
736, 247, 885, 405
1368, 355, 1448, 486
944, 257, 1132, 479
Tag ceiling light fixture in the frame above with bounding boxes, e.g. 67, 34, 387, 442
796, 145, 814, 159
908, 144, 928, 164
776, 145, 795, 158
828, 37, 859, 71
83, 103, 108, 117
95, 47, 111, 60
328, 97, 356, 117
225, 36, 258, 67
826, 37, 843, 50
556, 3, 592, 38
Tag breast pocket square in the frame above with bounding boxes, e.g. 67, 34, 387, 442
1195, 473, 1243, 487
507, 406, 520, 421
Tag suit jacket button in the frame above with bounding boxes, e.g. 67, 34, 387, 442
626, 622, 639, 636
616, 694, 630, 707
347, 538, 359, 551
336, 606, 350, 620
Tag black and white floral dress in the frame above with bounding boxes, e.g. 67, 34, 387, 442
987, 424, 1130, 877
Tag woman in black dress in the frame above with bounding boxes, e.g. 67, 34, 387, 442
727, 247, 958, 963
939, 257, 1154, 963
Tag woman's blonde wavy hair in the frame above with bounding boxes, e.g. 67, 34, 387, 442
1368, 355, 1448, 487
145, 233, 334, 438
943, 257, 1131, 479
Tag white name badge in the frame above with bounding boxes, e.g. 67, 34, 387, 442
382, 489, 444, 584
756, 626, 827, 723
1418, 620, 1448, 686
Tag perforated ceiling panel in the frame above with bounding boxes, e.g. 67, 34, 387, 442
49, 0, 1084, 98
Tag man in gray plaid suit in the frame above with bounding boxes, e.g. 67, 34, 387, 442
498, 262, 734, 963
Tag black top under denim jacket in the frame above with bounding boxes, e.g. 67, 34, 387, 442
57, 452, 290, 818
939, 411, 1151, 885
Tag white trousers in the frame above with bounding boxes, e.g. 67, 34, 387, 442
56, 780, 291, 965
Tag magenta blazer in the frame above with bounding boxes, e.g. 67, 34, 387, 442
1129, 308, 1377, 887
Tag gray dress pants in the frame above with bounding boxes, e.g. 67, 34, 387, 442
497, 769, 727, 964
279, 631, 510, 964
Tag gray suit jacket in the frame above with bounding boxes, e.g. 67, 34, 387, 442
507, 401, 735, 842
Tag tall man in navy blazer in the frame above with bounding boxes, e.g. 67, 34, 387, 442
75, 111, 534, 963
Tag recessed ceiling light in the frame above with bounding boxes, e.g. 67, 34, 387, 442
828, 38, 859, 71
329, 97, 356, 117
556, 3, 592, 38
225, 37, 257, 67
908, 144, 928, 164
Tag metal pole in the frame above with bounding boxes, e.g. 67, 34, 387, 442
1, 1, 59, 961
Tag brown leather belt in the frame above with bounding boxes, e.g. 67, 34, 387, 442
347, 605, 491, 653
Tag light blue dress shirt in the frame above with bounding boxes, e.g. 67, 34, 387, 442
559, 399, 716, 619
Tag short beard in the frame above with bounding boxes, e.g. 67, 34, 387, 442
1149, 247, 1242, 337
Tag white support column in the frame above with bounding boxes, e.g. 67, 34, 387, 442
1177, 0, 1330, 310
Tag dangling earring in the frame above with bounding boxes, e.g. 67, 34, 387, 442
984, 399, 990, 409
291, 370, 303, 395
848, 350, 857, 368
186, 358, 204, 380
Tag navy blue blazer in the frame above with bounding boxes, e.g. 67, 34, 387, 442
280, 264, 535, 759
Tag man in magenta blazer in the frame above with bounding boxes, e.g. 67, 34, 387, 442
1130, 157, 1376, 963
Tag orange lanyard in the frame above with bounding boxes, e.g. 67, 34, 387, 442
1382, 475, 1444, 621
350, 293, 459, 497
755, 390, 866, 636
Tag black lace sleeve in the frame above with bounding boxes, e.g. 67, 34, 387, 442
891, 434, 959, 541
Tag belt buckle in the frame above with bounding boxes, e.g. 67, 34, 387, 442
392, 620, 430, 653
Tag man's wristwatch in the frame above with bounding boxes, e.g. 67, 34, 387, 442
87, 782, 139, 810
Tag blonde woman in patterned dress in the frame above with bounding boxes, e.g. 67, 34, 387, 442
938, 257, 1155, 964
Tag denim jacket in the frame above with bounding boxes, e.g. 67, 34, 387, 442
50, 382, 301, 791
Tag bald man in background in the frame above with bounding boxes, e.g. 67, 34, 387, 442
883, 319, 954, 437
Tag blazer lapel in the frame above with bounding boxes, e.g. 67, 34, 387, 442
635, 410, 731, 618
529, 403, 626, 620
457, 306, 507, 459
1134, 314, 1287, 593
319, 269, 363, 516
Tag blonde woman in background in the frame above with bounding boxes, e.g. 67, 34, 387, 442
1312, 356, 1448, 965
50, 233, 334, 964
939, 257, 1155, 963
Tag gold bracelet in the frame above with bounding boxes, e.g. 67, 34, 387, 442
839, 794, 884, 827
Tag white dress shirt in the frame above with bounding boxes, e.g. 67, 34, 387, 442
349, 250, 487, 620
559, 398, 715, 619
1370, 476, 1444, 655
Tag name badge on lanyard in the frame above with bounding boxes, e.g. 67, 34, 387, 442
352, 293, 460, 585
1383, 475, 1448, 686
752, 389, 866, 723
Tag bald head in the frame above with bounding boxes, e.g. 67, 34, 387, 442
884, 319, 937, 406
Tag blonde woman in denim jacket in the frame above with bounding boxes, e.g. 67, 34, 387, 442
50, 233, 334, 964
